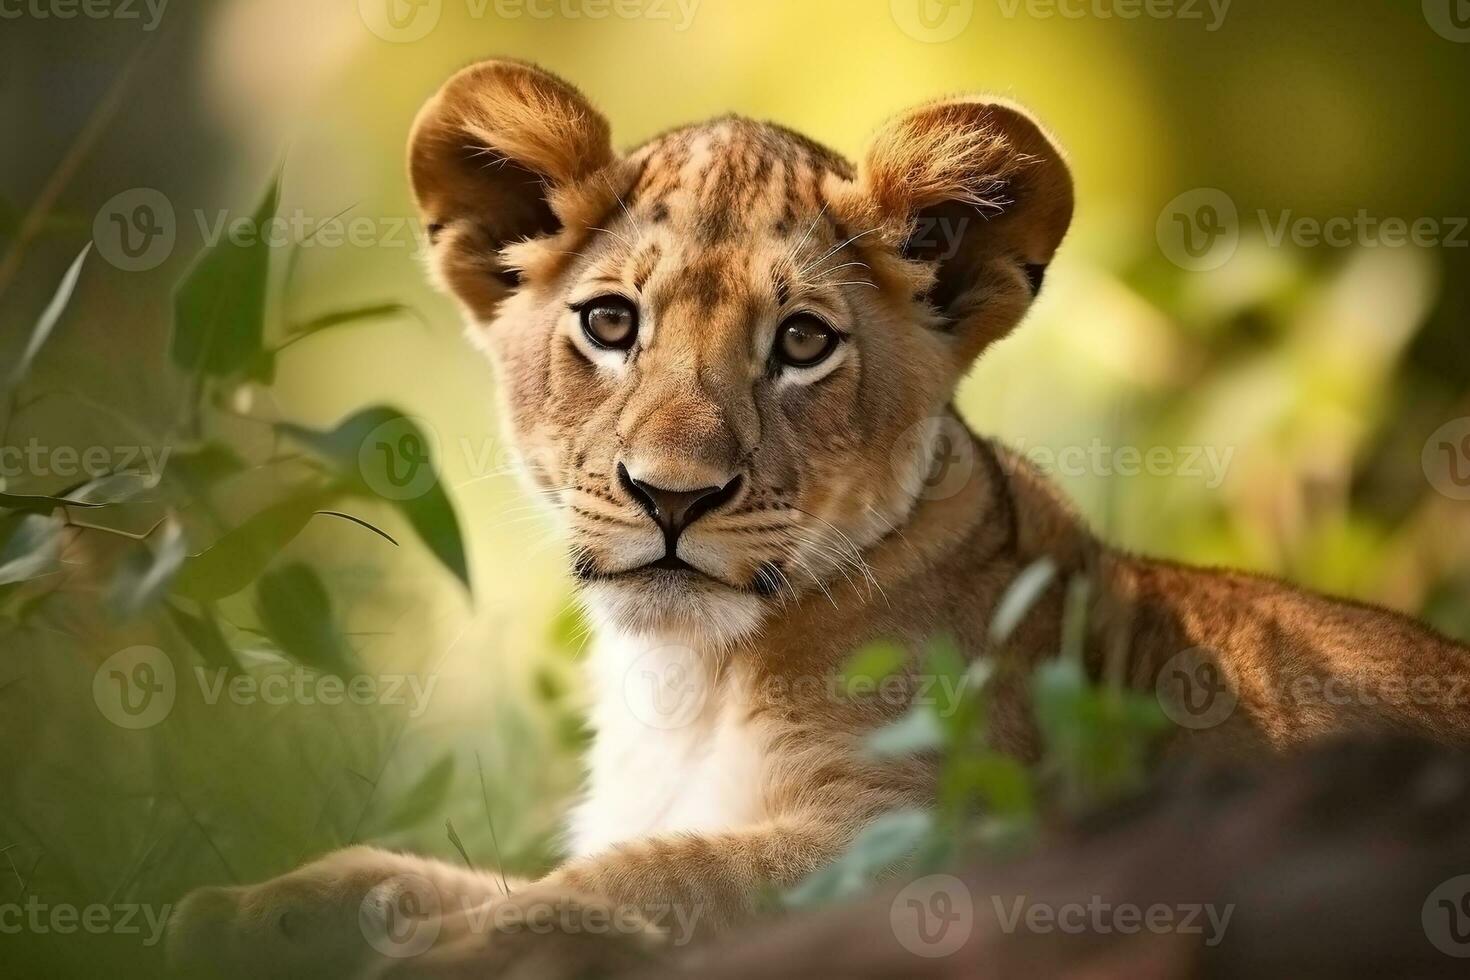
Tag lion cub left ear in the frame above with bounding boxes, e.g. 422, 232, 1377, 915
855, 99, 1074, 363
408, 59, 617, 320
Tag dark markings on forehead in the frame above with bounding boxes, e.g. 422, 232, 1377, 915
772, 265, 792, 308
679, 254, 732, 308
627, 116, 854, 245
630, 242, 662, 291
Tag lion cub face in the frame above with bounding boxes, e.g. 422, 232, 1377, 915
410, 62, 1073, 642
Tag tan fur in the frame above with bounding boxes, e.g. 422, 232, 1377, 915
171, 61, 1470, 978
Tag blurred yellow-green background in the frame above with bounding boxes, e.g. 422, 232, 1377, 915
3, 0, 1469, 974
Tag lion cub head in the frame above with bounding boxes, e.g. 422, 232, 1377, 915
409, 60, 1073, 644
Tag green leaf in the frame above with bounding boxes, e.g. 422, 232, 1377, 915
172, 493, 326, 601
923, 637, 971, 742
783, 809, 934, 908
0, 491, 74, 512
6, 242, 91, 392
840, 641, 907, 697
254, 561, 354, 675
59, 471, 160, 505
534, 664, 570, 705
866, 705, 945, 758
989, 558, 1057, 645
1030, 657, 1169, 811
108, 518, 187, 618
373, 756, 456, 835
941, 753, 1035, 818
0, 471, 157, 512
285, 302, 417, 342
314, 510, 399, 547
1030, 656, 1090, 755
280, 406, 469, 590
445, 818, 473, 868
244, 349, 278, 385
170, 174, 280, 377
0, 512, 64, 585
165, 601, 244, 675
164, 443, 248, 491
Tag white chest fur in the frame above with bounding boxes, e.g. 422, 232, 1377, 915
565, 628, 767, 858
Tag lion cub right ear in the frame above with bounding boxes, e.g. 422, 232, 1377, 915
847, 98, 1074, 367
408, 60, 615, 319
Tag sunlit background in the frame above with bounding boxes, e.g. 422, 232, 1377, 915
3, 0, 1469, 974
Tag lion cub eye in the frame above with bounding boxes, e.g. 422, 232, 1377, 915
579, 296, 639, 350
774, 315, 839, 368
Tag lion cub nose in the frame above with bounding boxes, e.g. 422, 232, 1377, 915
618, 463, 742, 542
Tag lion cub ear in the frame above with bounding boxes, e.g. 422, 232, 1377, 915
855, 99, 1073, 363
408, 60, 615, 318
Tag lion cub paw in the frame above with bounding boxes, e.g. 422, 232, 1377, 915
168, 845, 526, 979
364, 885, 667, 980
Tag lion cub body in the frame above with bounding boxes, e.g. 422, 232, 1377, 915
171, 59, 1470, 977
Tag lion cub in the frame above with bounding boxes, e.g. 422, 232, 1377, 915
171, 60, 1470, 977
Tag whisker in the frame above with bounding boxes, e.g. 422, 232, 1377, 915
792, 528, 862, 596
799, 227, 880, 278
588, 226, 637, 251
600, 172, 646, 244
781, 546, 839, 611
786, 200, 831, 270
791, 505, 888, 606
809, 260, 871, 281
